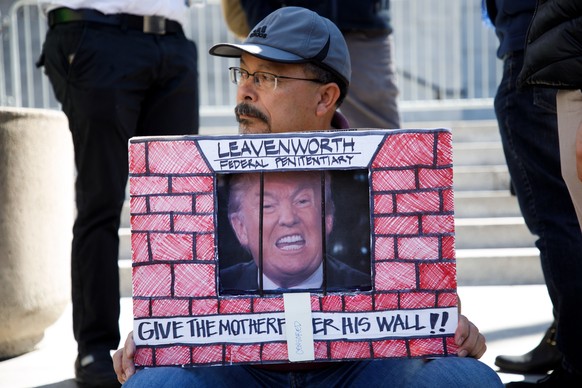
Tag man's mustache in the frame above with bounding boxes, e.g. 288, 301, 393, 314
235, 103, 269, 124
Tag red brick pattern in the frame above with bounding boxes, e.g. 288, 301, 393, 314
373, 339, 409, 358
225, 344, 261, 364
400, 292, 437, 309
156, 346, 191, 366
331, 341, 372, 359
253, 297, 285, 312
149, 233, 194, 262
191, 298, 219, 315
262, 343, 289, 361
152, 299, 190, 317
409, 338, 447, 357
129, 130, 457, 367
314, 341, 330, 358
192, 345, 223, 364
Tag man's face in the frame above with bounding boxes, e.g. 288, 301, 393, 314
234, 54, 324, 134
230, 172, 333, 288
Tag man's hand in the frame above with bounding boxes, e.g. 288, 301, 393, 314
454, 314, 487, 359
575, 121, 582, 182
112, 332, 136, 384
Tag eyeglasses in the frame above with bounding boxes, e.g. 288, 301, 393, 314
229, 67, 324, 90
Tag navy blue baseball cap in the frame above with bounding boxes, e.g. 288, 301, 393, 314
209, 6, 351, 87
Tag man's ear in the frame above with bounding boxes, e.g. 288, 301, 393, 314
229, 213, 249, 246
325, 213, 334, 236
576, 121, 582, 182
315, 83, 341, 117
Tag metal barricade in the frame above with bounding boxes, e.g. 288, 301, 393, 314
0, 0, 501, 121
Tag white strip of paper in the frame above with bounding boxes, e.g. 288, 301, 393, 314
283, 293, 315, 362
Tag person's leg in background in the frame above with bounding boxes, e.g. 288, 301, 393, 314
41, 23, 127, 387
40, 22, 198, 387
341, 32, 400, 129
493, 52, 582, 377
494, 52, 582, 386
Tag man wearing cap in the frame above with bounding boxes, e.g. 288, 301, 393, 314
113, 7, 503, 387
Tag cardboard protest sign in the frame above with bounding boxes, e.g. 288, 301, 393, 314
128, 129, 458, 368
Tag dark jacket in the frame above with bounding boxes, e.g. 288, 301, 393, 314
484, 0, 537, 59
220, 256, 371, 294
240, 0, 392, 35
518, 0, 582, 89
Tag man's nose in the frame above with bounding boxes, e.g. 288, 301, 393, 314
237, 78, 258, 101
278, 203, 299, 226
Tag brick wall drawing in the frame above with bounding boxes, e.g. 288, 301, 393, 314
128, 129, 458, 368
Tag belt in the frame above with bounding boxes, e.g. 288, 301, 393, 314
47, 7, 182, 35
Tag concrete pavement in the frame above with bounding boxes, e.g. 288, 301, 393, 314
0, 284, 554, 387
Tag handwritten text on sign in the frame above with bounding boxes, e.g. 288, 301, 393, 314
197, 133, 386, 172
134, 308, 457, 346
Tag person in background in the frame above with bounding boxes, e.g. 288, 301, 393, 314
113, 7, 502, 386
484, 0, 582, 386
504, 0, 582, 386
37, 1, 200, 386
238, 0, 401, 130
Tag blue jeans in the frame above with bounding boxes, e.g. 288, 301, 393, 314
123, 358, 502, 387
494, 51, 582, 373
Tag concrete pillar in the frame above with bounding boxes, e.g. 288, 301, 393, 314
0, 107, 74, 358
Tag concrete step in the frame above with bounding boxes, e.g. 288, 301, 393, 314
117, 247, 542, 297
451, 122, 500, 143
453, 165, 511, 191
120, 170, 515, 228
200, 118, 500, 143
120, 258, 132, 298
200, 119, 503, 148
456, 247, 542, 286
120, 181, 515, 225
121, 191, 520, 227
454, 190, 520, 218
404, 120, 500, 143
118, 215, 536, 262
119, 227, 131, 262
121, 201, 130, 230
205, 119, 504, 138
121, 193, 523, 226
203, 119, 506, 166
117, 216, 538, 293
396, 121, 506, 166
120, 187, 517, 227
206, 119, 503, 143
455, 217, 535, 249
199, 107, 237, 135
453, 141, 505, 166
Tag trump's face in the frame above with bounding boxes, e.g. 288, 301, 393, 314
229, 172, 333, 288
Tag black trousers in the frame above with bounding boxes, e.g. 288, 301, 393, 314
495, 52, 582, 371
39, 20, 199, 355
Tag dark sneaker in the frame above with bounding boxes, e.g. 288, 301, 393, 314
495, 321, 562, 374
75, 352, 121, 388
505, 364, 582, 387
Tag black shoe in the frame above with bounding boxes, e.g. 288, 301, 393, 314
75, 352, 121, 388
505, 364, 582, 387
495, 321, 562, 374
